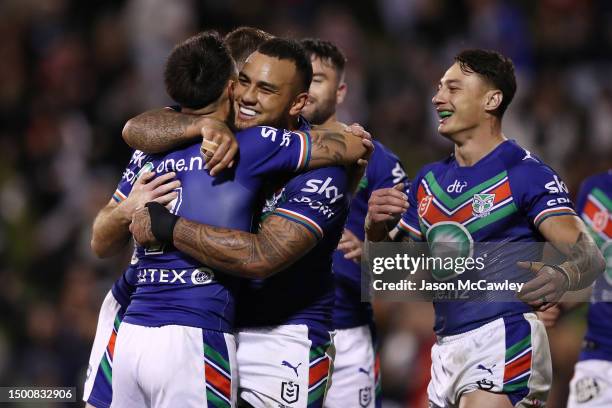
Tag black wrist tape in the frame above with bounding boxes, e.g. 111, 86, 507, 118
145, 202, 179, 244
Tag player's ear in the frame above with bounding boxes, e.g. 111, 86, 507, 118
484, 89, 503, 114
289, 92, 309, 116
336, 82, 347, 105
227, 79, 235, 101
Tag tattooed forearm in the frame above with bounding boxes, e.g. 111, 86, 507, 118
309, 130, 347, 167
122, 108, 202, 153
172, 215, 317, 279
558, 232, 605, 290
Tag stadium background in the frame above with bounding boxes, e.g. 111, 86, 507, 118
0, 0, 611, 406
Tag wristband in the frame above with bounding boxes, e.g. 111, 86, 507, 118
145, 202, 179, 244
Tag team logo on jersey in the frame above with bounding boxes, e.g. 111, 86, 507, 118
281, 381, 299, 404
359, 386, 372, 407
593, 210, 609, 232
472, 194, 495, 218
191, 268, 214, 285
574, 377, 601, 403
262, 188, 285, 215
418, 196, 433, 218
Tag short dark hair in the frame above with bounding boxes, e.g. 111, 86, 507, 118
257, 38, 313, 93
455, 49, 516, 117
164, 31, 233, 109
224, 26, 274, 68
301, 38, 347, 76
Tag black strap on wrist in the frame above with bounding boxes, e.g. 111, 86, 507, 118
145, 202, 179, 244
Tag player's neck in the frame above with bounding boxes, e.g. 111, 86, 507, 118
182, 106, 225, 122
452, 121, 506, 167
318, 113, 338, 128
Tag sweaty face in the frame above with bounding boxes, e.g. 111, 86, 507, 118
432, 63, 491, 137
301, 57, 339, 125
233, 52, 301, 130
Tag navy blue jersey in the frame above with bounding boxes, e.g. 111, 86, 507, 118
236, 166, 351, 334
398, 140, 577, 335
332, 140, 407, 329
111, 125, 312, 332
575, 170, 612, 362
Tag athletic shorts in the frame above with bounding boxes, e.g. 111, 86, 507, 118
237, 324, 334, 408
111, 322, 237, 407
324, 324, 381, 408
568, 359, 612, 407
428, 313, 551, 408
83, 290, 123, 408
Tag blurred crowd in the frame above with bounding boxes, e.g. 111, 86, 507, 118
0, 0, 611, 406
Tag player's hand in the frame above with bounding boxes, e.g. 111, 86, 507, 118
130, 207, 159, 247
536, 304, 561, 328
516, 261, 570, 310
200, 117, 238, 176
344, 123, 373, 167
365, 183, 408, 242
337, 229, 363, 263
119, 172, 180, 222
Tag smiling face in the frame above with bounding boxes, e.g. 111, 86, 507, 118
432, 62, 499, 138
233, 51, 308, 130
301, 56, 346, 125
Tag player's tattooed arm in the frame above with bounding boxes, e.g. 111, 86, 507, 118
122, 108, 205, 153
538, 215, 605, 290
308, 124, 373, 168
517, 215, 605, 309
131, 203, 317, 278
172, 215, 317, 278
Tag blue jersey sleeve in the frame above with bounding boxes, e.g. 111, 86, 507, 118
510, 161, 577, 228
235, 126, 311, 177
367, 141, 408, 193
398, 170, 424, 241
270, 167, 350, 241
112, 149, 154, 203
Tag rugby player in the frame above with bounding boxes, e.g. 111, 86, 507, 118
84, 32, 370, 408
366, 49, 605, 407
299, 38, 408, 408
129, 38, 358, 408
565, 170, 611, 407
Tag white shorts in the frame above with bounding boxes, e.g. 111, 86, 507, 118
428, 313, 551, 408
237, 325, 334, 408
83, 290, 122, 408
324, 325, 380, 408
111, 322, 237, 408
568, 360, 612, 407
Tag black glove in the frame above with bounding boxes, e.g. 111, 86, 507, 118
145, 202, 179, 244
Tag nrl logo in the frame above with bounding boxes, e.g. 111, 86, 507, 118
592, 210, 609, 233
418, 196, 433, 218
281, 381, 299, 404
472, 194, 495, 218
